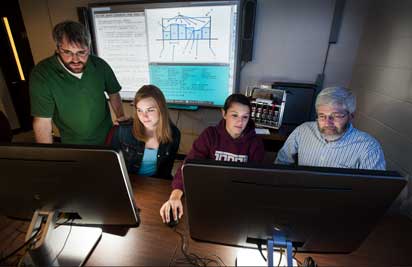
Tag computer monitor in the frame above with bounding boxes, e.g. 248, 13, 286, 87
183, 159, 406, 266
271, 82, 318, 126
0, 143, 140, 266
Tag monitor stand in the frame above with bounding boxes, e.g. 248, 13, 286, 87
24, 210, 102, 267
267, 232, 293, 267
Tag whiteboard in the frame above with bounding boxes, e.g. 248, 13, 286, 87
90, 1, 241, 107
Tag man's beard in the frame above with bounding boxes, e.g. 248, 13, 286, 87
58, 54, 86, 73
64, 61, 85, 73
318, 121, 350, 142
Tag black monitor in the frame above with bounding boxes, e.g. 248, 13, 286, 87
271, 82, 318, 126
183, 159, 406, 266
0, 143, 140, 266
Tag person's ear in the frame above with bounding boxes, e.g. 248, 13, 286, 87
221, 108, 226, 118
349, 112, 355, 121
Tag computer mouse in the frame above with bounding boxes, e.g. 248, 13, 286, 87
167, 208, 179, 228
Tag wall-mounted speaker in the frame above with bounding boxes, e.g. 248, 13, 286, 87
240, 0, 257, 62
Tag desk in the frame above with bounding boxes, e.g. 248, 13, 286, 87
86, 175, 241, 266
2, 176, 412, 266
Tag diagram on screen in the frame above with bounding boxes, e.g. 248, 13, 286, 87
160, 13, 215, 60
146, 6, 232, 63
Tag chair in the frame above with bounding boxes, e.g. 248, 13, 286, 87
105, 125, 118, 145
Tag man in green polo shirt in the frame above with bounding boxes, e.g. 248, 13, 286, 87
30, 20, 127, 145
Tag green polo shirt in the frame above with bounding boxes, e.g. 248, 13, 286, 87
30, 54, 121, 145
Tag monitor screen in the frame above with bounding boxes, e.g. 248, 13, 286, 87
0, 143, 139, 227
182, 159, 406, 253
89, 0, 241, 107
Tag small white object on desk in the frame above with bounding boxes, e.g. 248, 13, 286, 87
236, 247, 298, 266
255, 128, 270, 135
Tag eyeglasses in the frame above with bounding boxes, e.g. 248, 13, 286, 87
58, 46, 89, 58
317, 112, 348, 121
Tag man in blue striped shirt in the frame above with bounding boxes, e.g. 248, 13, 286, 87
275, 86, 386, 170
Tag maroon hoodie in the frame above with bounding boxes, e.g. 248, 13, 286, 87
172, 119, 265, 190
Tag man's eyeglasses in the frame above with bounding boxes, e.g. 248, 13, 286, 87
58, 46, 89, 58
317, 112, 348, 121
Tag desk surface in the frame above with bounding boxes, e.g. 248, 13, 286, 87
86, 175, 241, 266
2, 176, 412, 266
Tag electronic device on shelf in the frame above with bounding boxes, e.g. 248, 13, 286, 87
246, 86, 286, 129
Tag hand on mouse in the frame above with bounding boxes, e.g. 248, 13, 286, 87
160, 189, 184, 223
167, 208, 178, 227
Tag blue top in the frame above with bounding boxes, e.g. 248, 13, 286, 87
138, 148, 158, 176
275, 121, 386, 170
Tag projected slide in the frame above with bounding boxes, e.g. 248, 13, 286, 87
93, 12, 149, 97
149, 64, 229, 106
145, 6, 232, 63
90, 2, 239, 106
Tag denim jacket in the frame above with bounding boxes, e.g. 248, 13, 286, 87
110, 121, 180, 179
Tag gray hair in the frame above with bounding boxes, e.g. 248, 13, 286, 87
52, 20, 91, 48
315, 86, 356, 114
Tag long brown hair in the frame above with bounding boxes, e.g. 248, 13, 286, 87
132, 85, 172, 143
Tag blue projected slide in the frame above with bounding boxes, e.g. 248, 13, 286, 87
90, 3, 239, 106
149, 65, 229, 106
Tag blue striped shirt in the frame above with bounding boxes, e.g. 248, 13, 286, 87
275, 121, 386, 170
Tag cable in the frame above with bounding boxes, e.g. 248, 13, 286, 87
2, 221, 27, 252
257, 243, 267, 262
172, 227, 226, 266
213, 254, 226, 267
175, 228, 198, 266
292, 246, 303, 266
168, 228, 179, 267
50, 218, 74, 265
0, 227, 41, 264
45, 0, 54, 32
55, 217, 73, 228
240, 61, 248, 71
1, 215, 75, 266
321, 42, 331, 75
16, 245, 30, 267
277, 248, 282, 267
2, 231, 22, 258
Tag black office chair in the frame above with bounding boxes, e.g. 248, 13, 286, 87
0, 111, 12, 142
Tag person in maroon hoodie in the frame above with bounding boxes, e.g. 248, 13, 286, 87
160, 93, 265, 224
